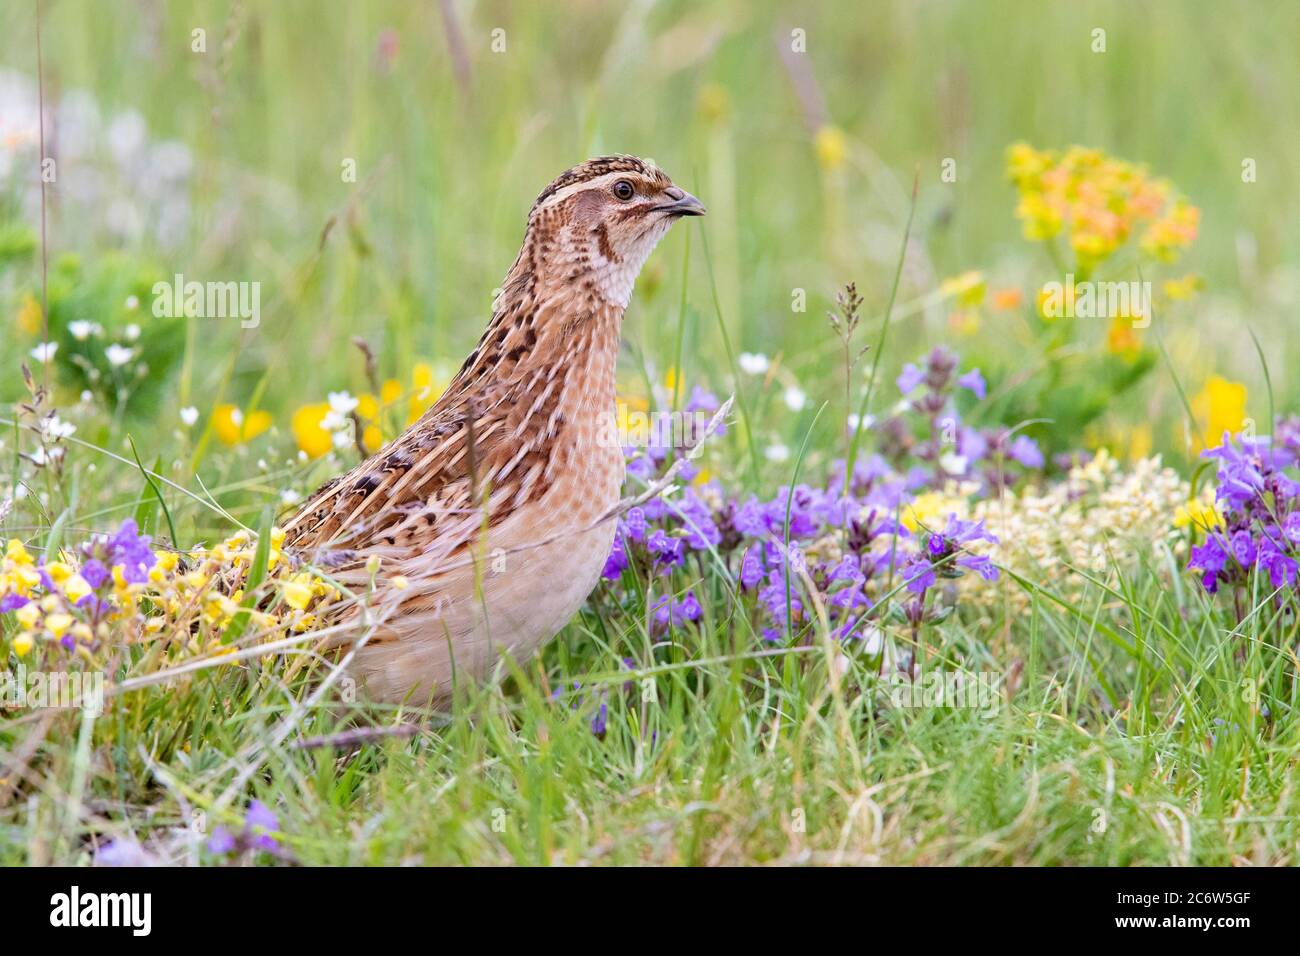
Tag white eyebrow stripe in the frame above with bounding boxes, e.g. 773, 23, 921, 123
534, 170, 663, 210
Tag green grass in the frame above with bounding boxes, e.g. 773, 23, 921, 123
5, 551, 1299, 866
2, 0, 1300, 865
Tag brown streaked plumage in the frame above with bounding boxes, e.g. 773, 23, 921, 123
281, 155, 704, 704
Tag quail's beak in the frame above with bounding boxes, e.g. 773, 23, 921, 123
658, 186, 706, 217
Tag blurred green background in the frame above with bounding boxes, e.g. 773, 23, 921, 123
2, 0, 1298, 471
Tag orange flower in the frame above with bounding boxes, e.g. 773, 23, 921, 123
990, 287, 1024, 311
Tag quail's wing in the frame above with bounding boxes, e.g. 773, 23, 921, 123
281, 373, 563, 572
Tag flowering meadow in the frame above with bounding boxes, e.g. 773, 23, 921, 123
3, 2, 1300, 867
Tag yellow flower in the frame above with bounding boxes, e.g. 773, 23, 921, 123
282, 574, 314, 611
1174, 498, 1222, 533
1105, 316, 1142, 357
697, 83, 731, 124
947, 311, 980, 336
1008, 143, 1198, 269
1141, 201, 1200, 262
381, 378, 403, 406
292, 402, 333, 459
213, 404, 272, 445
6, 539, 33, 565
1191, 376, 1248, 449
1162, 273, 1203, 301
940, 271, 986, 308
1006, 143, 1052, 185
14, 602, 39, 629
391, 575, 410, 590
901, 491, 967, 533
813, 125, 847, 172
62, 574, 92, 604
44, 612, 73, 638
616, 394, 652, 446
12, 632, 34, 657
409, 362, 447, 423
13, 565, 41, 592
16, 292, 42, 335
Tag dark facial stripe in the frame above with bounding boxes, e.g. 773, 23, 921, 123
594, 222, 621, 263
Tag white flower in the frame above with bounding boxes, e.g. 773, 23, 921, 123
765, 442, 791, 463
68, 320, 100, 340
328, 391, 359, 415
847, 413, 875, 432
41, 415, 76, 441
738, 352, 770, 375
105, 344, 135, 367
332, 430, 352, 450
29, 446, 63, 467
179, 406, 199, 427
279, 488, 301, 506
939, 452, 968, 475
124, 294, 139, 311
30, 342, 57, 363
783, 386, 807, 412
860, 624, 884, 656
124, 323, 141, 341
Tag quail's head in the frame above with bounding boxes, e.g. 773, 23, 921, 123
524, 155, 704, 307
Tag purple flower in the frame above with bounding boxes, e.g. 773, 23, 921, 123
601, 537, 629, 580
758, 581, 802, 620
1189, 537, 1229, 593
1283, 513, 1300, 542
958, 554, 999, 581
1007, 435, 1045, 469
651, 592, 703, 629
95, 837, 157, 867
942, 515, 999, 547
1203, 434, 1267, 510
590, 700, 608, 738
1257, 545, 1298, 589
1229, 530, 1256, 567
896, 363, 925, 395
957, 368, 987, 401
80, 558, 109, 589
677, 490, 721, 550
0, 593, 29, 613
678, 592, 703, 621
100, 519, 157, 584
624, 507, 647, 542
731, 497, 770, 537
647, 529, 685, 568
206, 826, 237, 855
245, 800, 280, 853
685, 385, 719, 414
958, 427, 989, 464
901, 557, 936, 594
740, 546, 764, 589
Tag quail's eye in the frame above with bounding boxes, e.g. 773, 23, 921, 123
611, 179, 635, 201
